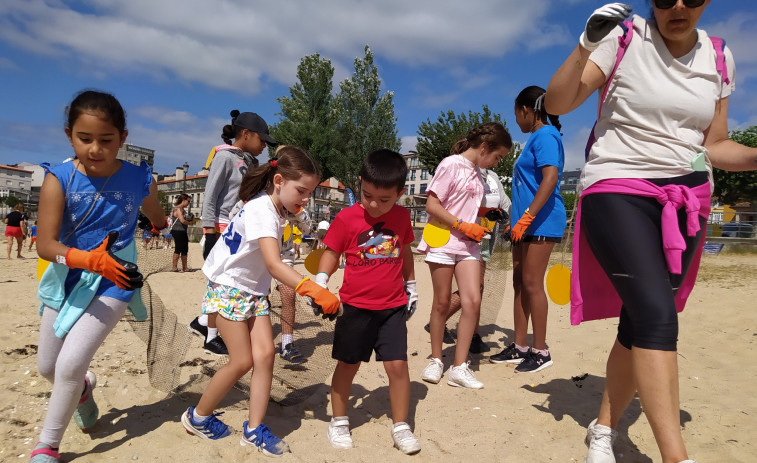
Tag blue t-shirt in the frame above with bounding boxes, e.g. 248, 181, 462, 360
42, 160, 152, 301
512, 125, 567, 238
30, 225, 37, 237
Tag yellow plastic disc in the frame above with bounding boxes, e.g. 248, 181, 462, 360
304, 248, 325, 275
546, 264, 571, 306
282, 224, 292, 242
422, 220, 451, 248
38, 258, 51, 281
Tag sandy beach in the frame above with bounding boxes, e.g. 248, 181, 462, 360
1, 242, 755, 462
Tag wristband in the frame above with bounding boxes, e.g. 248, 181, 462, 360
452, 218, 462, 230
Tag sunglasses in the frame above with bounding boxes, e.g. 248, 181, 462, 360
654, 0, 706, 9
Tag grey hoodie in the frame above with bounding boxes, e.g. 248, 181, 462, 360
201, 146, 258, 228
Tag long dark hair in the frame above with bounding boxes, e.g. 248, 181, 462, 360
238, 145, 320, 202
515, 86, 562, 133
450, 122, 513, 155
173, 193, 191, 206
65, 90, 126, 134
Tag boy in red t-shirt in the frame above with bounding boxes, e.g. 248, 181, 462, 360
315, 149, 420, 455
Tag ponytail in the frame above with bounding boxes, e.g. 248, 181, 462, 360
238, 145, 320, 202
221, 109, 245, 144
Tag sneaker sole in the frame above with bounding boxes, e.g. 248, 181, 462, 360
203, 348, 228, 356
421, 375, 442, 384
240, 438, 290, 457
181, 412, 213, 440
446, 379, 483, 389
394, 442, 421, 455
515, 360, 554, 373
187, 325, 206, 338
489, 357, 525, 364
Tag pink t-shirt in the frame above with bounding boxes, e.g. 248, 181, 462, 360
417, 154, 484, 255
323, 203, 415, 310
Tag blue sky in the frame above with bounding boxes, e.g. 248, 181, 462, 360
1, 0, 755, 176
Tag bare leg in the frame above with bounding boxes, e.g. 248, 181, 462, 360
331, 361, 361, 417
520, 241, 555, 350
452, 259, 482, 366
248, 316, 275, 428
171, 254, 179, 271
15, 236, 23, 258
596, 339, 636, 429
428, 263, 454, 360
447, 260, 486, 333
511, 245, 529, 347
384, 360, 410, 424
6, 237, 12, 259
181, 255, 188, 272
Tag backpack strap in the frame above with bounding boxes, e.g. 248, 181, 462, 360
597, 20, 634, 117
708, 36, 730, 85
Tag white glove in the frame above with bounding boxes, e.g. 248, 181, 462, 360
579, 3, 632, 52
311, 272, 342, 320
404, 280, 418, 320
315, 272, 329, 287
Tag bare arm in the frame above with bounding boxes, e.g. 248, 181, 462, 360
174, 207, 189, 225
545, 46, 607, 116
401, 244, 415, 282
528, 166, 560, 216
259, 237, 306, 289
140, 182, 166, 226
36, 174, 70, 262
704, 98, 757, 171
424, 192, 458, 227
316, 247, 341, 277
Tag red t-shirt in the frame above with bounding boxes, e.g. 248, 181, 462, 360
323, 203, 415, 310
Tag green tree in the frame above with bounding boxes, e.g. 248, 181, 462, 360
330, 45, 401, 192
712, 126, 757, 204
415, 106, 519, 184
269, 53, 338, 180
4, 195, 21, 208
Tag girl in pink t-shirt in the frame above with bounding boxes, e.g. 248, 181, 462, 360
418, 122, 512, 389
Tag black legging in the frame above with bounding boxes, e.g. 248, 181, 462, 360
172, 230, 189, 256
581, 172, 707, 351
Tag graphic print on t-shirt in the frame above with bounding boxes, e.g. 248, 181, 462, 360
355, 222, 400, 260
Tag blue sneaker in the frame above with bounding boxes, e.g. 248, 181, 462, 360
181, 407, 232, 440
240, 421, 290, 457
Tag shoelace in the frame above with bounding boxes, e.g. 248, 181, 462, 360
393, 427, 416, 445
331, 422, 351, 439
202, 412, 228, 436
588, 428, 614, 455
461, 362, 476, 380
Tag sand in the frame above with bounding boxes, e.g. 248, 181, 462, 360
1, 243, 755, 462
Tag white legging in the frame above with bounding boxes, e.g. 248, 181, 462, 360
37, 296, 128, 447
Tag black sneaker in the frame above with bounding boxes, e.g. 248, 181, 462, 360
424, 323, 455, 344
468, 333, 490, 354
514, 350, 553, 373
490, 343, 529, 364
280, 343, 306, 364
204, 336, 228, 356
188, 316, 208, 339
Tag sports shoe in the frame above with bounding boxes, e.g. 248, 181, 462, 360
490, 343, 529, 364
421, 357, 444, 384
188, 316, 208, 339
468, 333, 490, 353
584, 418, 617, 463
424, 323, 455, 344
73, 371, 98, 431
447, 362, 483, 389
29, 442, 61, 463
514, 349, 553, 373
181, 406, 232, 440
204, 336, 228, 356
327, 416, 354, 449
392, 422, 421, 455
241, 421, 290, 457
280, 343, 306, 364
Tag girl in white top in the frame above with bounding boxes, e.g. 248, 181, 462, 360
181, 146, 340, 457
546, 2, 756, 462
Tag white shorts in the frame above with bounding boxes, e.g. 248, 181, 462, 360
424, 248, 480, 265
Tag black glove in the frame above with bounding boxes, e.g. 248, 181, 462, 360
484, 208, 509, 223
202, 233, 218, 260
580, 3, 632, 51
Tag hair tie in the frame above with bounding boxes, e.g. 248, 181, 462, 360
270, 159, 277, 167
534, 93, 545, 113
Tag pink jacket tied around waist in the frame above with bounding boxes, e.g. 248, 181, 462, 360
570, 178, 711, 325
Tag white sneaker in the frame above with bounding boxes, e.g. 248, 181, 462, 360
328, 416, 353, 449
421, 358, 444, 384
584, 418, 617, 463
392, 422, 421, 455
446, 361, 483, 389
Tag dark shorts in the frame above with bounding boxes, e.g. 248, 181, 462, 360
332, 303, 408, 364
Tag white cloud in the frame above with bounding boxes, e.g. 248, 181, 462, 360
400, 136, 418, 154
0, 0, 565, 94
704, 13, 757, 82
0, 56, 18, 71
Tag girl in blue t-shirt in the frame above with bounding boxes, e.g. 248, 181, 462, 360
31, 90, 167, 463
492, 85, 566, 374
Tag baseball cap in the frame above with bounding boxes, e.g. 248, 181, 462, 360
233, 112, 277, 145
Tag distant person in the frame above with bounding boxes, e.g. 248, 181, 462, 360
170, 194, 192, 272
417, 122, 511, 389
5, 203, 27, 259
31, 90, 167, 463
316, 218, 330, 249
190, 110, 275, 356
546, 2, 755, 462
316, 149, 421, 454
28, 220, 38, 251
181, 146, 338, 456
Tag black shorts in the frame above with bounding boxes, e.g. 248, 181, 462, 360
332, 303, 408, 364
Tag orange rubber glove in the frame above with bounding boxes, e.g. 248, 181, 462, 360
66, 231, 144, 290
510, 210, 536, 243
296, 277, 341, 315
453, 219, 488, 242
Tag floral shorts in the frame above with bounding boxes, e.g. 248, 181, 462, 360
201, 281, 269, 321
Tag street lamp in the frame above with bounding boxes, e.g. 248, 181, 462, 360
182, 162, 189, 194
